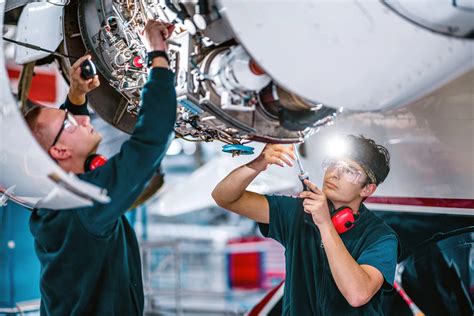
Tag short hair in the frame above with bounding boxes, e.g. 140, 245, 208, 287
344, 135, 390, 185
24, 106, 52, 151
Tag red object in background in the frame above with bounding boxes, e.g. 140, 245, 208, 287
7, 67, 57, 103
228, 252, 262, 289
227, 236, 264, 289
247, 281, 284, 316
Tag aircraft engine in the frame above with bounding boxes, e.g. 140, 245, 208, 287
59, 0, 338, 145
1, 0, 473, 209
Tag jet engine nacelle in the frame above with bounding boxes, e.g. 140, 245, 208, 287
1, 0, 473, 209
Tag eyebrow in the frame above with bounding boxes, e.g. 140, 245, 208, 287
343, 160, 364, 172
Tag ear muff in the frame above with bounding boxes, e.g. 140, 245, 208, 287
84, 154, 107, 172
331, 206, 358, 234
303, 199, 360, 234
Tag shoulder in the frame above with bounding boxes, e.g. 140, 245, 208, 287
265, 194, 301, 208
265, 194, 304, 218
259, 194, 304, 245
359, 205, 401, 255
361, 205, 396, 236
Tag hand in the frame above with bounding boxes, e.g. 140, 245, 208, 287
247, 144, 296, 173
68, 55, 100, 105
299, 179, 332, 228
141, 19, 175, 52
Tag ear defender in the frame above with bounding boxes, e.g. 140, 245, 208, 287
303, 200, 360, 234
331, 206, 358, 234
84, 154, 107, 172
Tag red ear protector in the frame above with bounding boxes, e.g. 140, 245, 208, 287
303, 199, 359, 234
84, 154, 107, 172
328, 200, 359, 234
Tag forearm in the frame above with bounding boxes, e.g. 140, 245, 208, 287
134, 67, 176, 144
212, 162, 261, 206
68, 89, 86, 106
77, 68, 177, 232
151, 56, 169, 69
60, 94, 89, 115
319, 224, 374, 307
212, 144, 293, 222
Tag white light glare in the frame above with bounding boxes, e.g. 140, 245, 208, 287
325, 135, 349, 157
166, 140, 182, 156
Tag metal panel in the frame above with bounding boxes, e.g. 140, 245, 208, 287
218, 1, 474, 111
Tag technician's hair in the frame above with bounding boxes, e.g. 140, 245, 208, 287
345, 135, 390, 185
24, 106, 51, 151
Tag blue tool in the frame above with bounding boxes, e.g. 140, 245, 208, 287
178, 99, 204, 115
222, 144, 254, 156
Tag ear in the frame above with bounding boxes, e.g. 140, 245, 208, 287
49, 145, 72, 161
360, 183, 377, 198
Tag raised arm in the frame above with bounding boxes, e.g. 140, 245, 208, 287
76, 20, 177, 234
60, 55, 100, 115
212, 144, 296, 223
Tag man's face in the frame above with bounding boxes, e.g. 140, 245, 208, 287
38, 107, 102, 159
322, 158, 372, 205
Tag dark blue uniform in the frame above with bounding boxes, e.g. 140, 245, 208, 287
259, 195, 400, 315
30, 68, 176, 315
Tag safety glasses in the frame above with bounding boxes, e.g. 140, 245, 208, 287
321, 158, 368, 184
50, 109, 78, 148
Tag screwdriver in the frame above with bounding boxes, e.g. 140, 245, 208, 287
293, 143, 310, 191
3, 37, 97, 80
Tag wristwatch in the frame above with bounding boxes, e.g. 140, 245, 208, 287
146, 50, 169, 68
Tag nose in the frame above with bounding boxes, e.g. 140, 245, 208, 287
328, 166, 341, 180
76, 115, 90, 126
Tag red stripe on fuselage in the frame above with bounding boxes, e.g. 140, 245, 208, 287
366, 197, 474, 209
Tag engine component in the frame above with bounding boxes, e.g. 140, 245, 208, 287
60, 0, 339, 145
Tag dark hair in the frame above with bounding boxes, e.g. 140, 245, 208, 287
24, 106, 52, 151
344, 135, 390, 185
24, 105, 42, 126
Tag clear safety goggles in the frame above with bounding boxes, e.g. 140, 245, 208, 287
321, 158, 368, 184
50, 109, 79, 148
